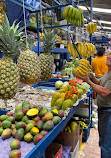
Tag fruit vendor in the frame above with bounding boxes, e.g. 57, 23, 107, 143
76, 52, 111, 158
91, 47, 108, 78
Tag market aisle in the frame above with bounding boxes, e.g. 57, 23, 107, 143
79, 128, 100, 158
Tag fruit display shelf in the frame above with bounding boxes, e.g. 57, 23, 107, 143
0, 88, 92, 158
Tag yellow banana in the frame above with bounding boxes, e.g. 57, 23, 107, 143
78, 63, 89, 72
78, 66, 88, 74
79, 59, 89, 65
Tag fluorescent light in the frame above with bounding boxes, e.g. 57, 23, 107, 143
79, 6, 111, 14
99, 20, 111, 25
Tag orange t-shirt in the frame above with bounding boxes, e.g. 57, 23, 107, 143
91, 56, 108, 77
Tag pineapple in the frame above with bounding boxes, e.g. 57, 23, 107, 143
0, 14, 24, 100
39, 30, 56, 81
17, 49, 41, 85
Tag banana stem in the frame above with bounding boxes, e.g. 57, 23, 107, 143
4, 100, 7, 108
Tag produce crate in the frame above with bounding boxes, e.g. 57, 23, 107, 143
82, 121, 91, 142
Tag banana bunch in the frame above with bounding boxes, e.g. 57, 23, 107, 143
64, 126, 72, 132
68, 42, 95, 58
72, 59, 92, 77
87, 22, 97, 34
39, 32, 44, 41
0, 2, 5, 23
79, 121, 88, 128
62, 5, 84, 26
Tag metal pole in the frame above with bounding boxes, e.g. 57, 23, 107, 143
37, 11, 40, 56
90, 0, 93, 64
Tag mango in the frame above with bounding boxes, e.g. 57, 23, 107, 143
33, 133, 43, 145
30, 127, 39, 135
11, 124, 16, 130
10, 139, 21, 150
24, 132, 33, 142
70, 122, 78, 132
6, 111, 14, 116
0, 127, 3, 135
51, 92, 61, 106
22, 101, 30, 108
7, 116, 15, 123
54, 98, 64, 110
51, 106, 59, 110
39, 108, 48, 117
15, 128, 24, 140
14, 111, 24, 121
43, 120, 54, 131
1, 128, 12, 139
77, 89, 83, 99
60, 93, 66, 99
26, 120, 36, 126
51, 109, 58, 116
60, 85, 68, 92
0, 115, 8, 121
43, 111, 53, 121
26, 123, 34, 132
2, 120, 12, 128
26, 108, 39, 117
15, 106, 22, 112
62, 99, 73, 111
58, 89, 65, 93
58, 110, 64, 118
21, 115, 29, 122
52, 116, 61, 125
36, 120, 44, 130
16, 121, 26, 129
9, 150, 21, 158
71, 94, 78, 104
12, 128, 17, 138
40, 130, 48, 137
33, 116, 40, 123
23, 107, 29, 114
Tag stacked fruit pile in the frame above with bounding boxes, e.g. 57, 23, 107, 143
51, 79, 88, 111
68, 42, 95, 58
0, 101, 64, 157
86, 22, 97, 34
72, 59, 92, 77
62, 5, 84, 26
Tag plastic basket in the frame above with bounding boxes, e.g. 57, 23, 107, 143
82, 121, 91, 142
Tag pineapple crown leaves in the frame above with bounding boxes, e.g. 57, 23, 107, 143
0, 14, 25, 59
43, 30, 57, 54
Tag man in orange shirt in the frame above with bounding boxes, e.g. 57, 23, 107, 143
91, 47, 108, 78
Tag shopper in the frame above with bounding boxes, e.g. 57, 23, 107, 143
76, 52, 111, 158
91, 47, 108, 78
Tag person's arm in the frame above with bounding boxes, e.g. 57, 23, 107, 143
89, 72, 100, 85
76, 73, 111, 97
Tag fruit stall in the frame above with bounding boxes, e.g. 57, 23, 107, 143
0, 0, 96, 158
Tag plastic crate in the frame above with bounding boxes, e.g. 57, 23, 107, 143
82, 121, 91, 142
0, 110, 9, 116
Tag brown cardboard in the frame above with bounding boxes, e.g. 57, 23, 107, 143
79, 129, 83, 148
55, 124, 80, 152
45, 142, 62, 158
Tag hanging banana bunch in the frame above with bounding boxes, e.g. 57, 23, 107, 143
87, 22, 97, 34
62, 5, 84, 27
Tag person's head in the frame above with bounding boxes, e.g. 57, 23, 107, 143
97, 47, 105, 56
106, 51, 111, 67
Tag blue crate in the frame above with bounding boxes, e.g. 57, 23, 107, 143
82, 121, 91, 142
0, 110, 9, 115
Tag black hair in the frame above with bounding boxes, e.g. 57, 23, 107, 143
97, 47, 105, 56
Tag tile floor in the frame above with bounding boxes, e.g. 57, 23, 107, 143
79, 128, 100, 158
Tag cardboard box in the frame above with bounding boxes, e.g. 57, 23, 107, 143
55, 124, 80, 152
79, 129, 83, 148
69, 141, 79, 158
74, 104, 89, 118
45, 142, 62, 158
